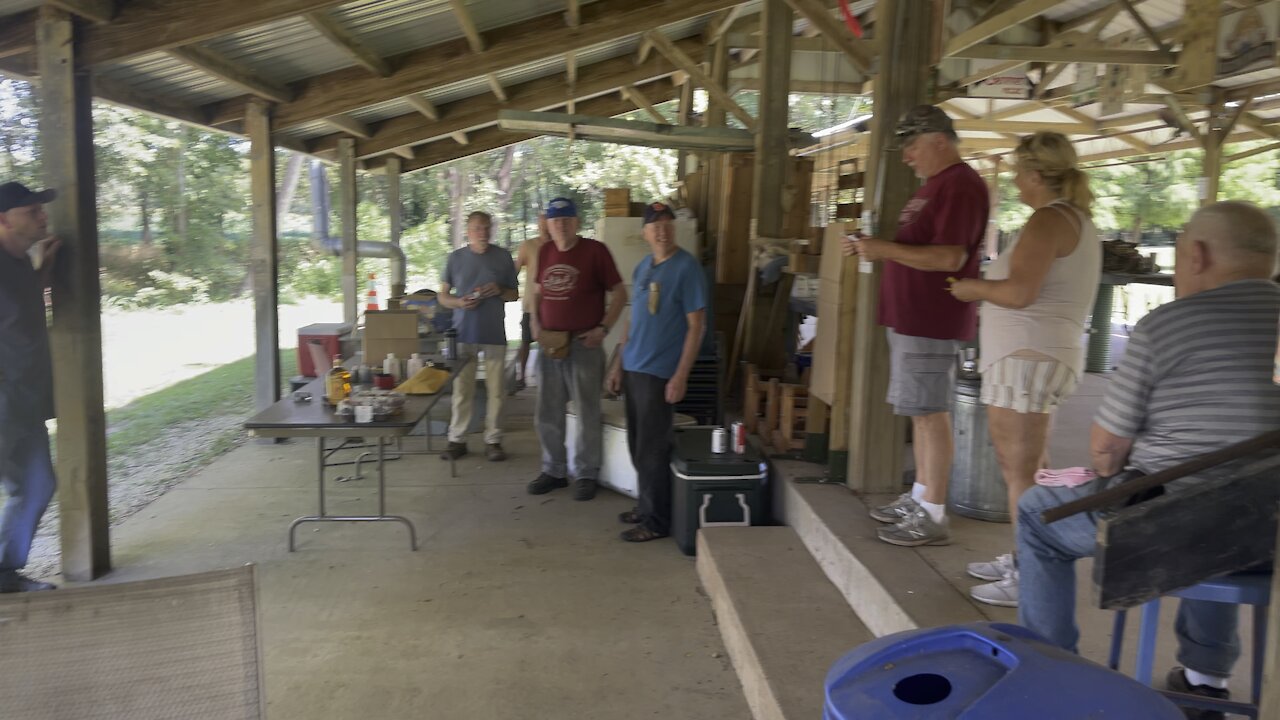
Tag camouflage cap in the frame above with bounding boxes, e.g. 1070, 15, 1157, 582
895, 105, 957, 141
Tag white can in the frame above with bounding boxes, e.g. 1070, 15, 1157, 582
711, 427, 728, 454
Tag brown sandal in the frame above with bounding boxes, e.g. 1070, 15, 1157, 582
620, 525, 668, 543
618, 510, 642, 524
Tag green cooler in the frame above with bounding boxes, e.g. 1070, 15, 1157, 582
670, 427, 770, 556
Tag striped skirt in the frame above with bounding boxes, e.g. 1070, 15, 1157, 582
979, 355, 1078, 414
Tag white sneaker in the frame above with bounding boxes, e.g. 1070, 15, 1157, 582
967, 553, 1015, 582
970, 569, 1019, 608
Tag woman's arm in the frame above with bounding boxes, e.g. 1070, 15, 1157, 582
950, 208, 1077, 309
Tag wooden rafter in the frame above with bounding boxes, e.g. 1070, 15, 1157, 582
1116, 0, 1169, 53
306, 43, 704, 159
635, 38, 654, 65
703, 5, 744, 45
950, 44, 1177, 66
725, 34, 833, 51
167, 45, 294, 103
952, 119, 1094, 134
1240, 113, 1280, 142
448, 0, 485, 54
485, 73, 508, 102
621, 85, 670, 123
644, 29, 756, 131
205, 0, 746, 130
390, 146, 416, 160
407, 95, 440, 121
566, 0, 580, 27
304, 10, 392, 77
47, 0, 115, 23
451, 131, 469, 145
732, 78, 864, 95
1226, 141, 1280, 164
323, 114, 371, 139
781, 0, 872, 75
944, 0, 1060, 57
1162, 96, 1203, 146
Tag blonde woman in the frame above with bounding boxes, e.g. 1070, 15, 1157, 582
948, 132, 1101, 608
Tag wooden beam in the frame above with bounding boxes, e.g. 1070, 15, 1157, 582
389, 146, 415, 160
1116, 0, 1169, 53
36, 6, 112, 581
47, 0, 115, 23
246, 99, 280, 412
1226, 141, 1280, 163
781, 0, 873, 75
754, 0, 792, 242
167, 45, 294, 103
732, 78, 865, 95
92, 75, 214, 129
950, 44, 1177, 66
451, 131, 469, 145
645, 29, 756, 131
1077, 128, 1263, 163
566, 0, 580, 27
304, 10, 392, 77
406, 95, 440, 121
622, 85, 670, 123
1227, 79, 1280, 103
212, 0, 744, 131
339, 138, 358, 326
0, 10, 37, 60
1240, 113, 1280, 142
1162, 95, 1203, 147
307, 43, 702, 159
725, 33, 833, 52
944, 0, 1059, 57
323, 114, 371, 139
566, 50, 577, 86
704, 5, 745, 44
448, 0, 485, 53
1169, 0, 1219, 91
952, 119, 1094, 134
485, 73, 508, 102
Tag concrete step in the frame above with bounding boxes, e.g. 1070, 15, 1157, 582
774, 465, 986, 636
696, 526, 873, 720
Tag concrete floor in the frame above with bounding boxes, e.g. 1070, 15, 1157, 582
76, 393, 748, 720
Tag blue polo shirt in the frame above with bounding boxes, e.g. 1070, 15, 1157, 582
622, 248, 708, 380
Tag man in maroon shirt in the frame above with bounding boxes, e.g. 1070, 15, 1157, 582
528, 197, 628, 501
843, 105, 990, 547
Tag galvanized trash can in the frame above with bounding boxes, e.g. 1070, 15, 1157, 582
948, 373, 1009, 522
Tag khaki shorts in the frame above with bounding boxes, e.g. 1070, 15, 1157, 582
980, 355, 1078, 414
886, 329, 960, 416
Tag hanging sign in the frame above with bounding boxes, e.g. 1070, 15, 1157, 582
1100, 64, 1128, 116
969, 73, 1031, 99
1217, 3, 1278, 78
1073, 63, 1099, 105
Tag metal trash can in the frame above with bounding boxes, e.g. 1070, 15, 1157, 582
823, 623, 1184, 719
948, 374, 1008, 522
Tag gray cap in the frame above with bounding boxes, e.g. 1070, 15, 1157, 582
895, 105, 957, 140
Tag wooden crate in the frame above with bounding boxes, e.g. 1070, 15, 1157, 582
742, 363, 782, 435
771, 384, 809, 452
604, 188, 631, 217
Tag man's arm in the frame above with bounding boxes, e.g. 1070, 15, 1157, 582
665, 309, 706, 405
858, 239, 968, 272
601, 282, 628, 330
1090, 423, 1134, 477
606, 318, 629, 395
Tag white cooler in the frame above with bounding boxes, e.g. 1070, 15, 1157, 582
566, 399, 696, 498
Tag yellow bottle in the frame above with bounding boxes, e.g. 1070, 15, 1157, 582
325, 355, 351, 406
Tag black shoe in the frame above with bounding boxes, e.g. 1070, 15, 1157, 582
0, 571, 56, 593
527, 473, 568, 495
485, 443, 507, 462
1165, 667, 1229, 720
573, 478, 597, 501
440, 441, 467, 460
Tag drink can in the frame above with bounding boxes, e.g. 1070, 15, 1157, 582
730, 421, 746, 454
711, 427, 727, 454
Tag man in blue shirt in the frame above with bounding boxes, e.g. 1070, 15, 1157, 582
438, 211, 519, 462
607, 203, 707, 542
0, 182, 61, 593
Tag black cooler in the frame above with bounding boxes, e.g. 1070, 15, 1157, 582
670, 427, 770, 555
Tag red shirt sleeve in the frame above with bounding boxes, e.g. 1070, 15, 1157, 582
597, 241, 623, 290
929, 172, 989, 252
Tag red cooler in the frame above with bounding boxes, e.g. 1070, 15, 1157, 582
297, 323, 349, 377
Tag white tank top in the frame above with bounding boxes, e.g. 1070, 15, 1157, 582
979, 200, 1102, 377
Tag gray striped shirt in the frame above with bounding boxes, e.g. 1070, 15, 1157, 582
1095, 279, 1280, 490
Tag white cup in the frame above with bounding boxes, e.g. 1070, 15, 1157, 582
354, 405, 374, 423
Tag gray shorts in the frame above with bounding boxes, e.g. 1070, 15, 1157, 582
886, 329, 960, 416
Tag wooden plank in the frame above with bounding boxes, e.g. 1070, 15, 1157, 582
1162, 96, 1204, 147
952, 118, 1094, 134
36, 6, 111, 581
645, 29, 757, 131
304, 10, 392, 77
406, 95, 440, 121
339, 138, 358, 326
1167, 0, 1219, 91
703, 5, 744, 44
716, 153, 755, 284
485, 73, 507, 102
782, 0, 872, 75
47, 0, 115, 23
1116, 0, 1169, 53
0, 10, 37, 60
247, 99, 280, 412
944, 0, 1060, 57
388, 146, 415, 161
950, 44, 1177, 66
621, 85, 669, 123
212, 0, 744, 131
323, 114, 371, 139
450, 131, 469, 145
448, 0, 486, 53
753, 0, 793, 241
1225, 141, 1280, 164
565, 0, 580, 27
167, 45, 294, 103
1093, 461, 1280, 610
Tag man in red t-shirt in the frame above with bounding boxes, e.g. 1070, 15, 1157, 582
528, 197, 627, 501
843, 105, 990, 548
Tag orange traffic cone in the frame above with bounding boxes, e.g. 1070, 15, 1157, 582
366, 273, 379, 311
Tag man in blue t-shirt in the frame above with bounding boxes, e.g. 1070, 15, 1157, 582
606, 203, 707, 542
439, 211, 519, 462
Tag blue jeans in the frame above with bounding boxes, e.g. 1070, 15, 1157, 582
536, 339, 604, 479
0, 421, 56, 573
1017, 483, 1241, 678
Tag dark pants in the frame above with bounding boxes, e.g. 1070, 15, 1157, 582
624, 371, 675, 535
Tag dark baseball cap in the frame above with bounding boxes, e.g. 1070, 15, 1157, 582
0, 182, 56, 212
642, 202, 675, 225
546, 197, 577, 218
895, 105, 957, 141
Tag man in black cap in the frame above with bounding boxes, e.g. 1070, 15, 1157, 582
841, 105, 990, 548
0, 182, 61, 593
606, 202, 707, 542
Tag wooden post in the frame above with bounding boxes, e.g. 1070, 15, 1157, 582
752, 0, 793, 241
37, 6, 111, 581
339, 138, 358, 326
676, 79, 695, 186
846, 0, 933, 493
247, 99, 280, 411
985, 156, 1002, 259
385, 155, 404, 297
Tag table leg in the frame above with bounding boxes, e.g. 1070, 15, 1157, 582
1087, 284, 1116, 373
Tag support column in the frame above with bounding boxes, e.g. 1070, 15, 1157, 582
752, 0, 793, 240
37, 7, 110, 580
676, 79, 695, 185
385, 156, 404, 298
339, 138, 358, 326
846, 0, 933, 493
247, 99, 280, 411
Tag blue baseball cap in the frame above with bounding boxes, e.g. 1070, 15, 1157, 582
642, 202, 675, 225
546, 197, 577, 218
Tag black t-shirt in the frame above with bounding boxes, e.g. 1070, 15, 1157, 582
0, 250, 54, 424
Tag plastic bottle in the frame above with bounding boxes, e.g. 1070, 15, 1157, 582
384, 353, 401, 382
406, 352, 424, 379
325, 355, 351, 406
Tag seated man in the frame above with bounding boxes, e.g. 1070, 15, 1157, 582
1016, 200, 1280, 717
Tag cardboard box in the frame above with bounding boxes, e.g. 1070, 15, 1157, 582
363, 310, 420, 368
819, 222, 856, 282
810, 222, 858, 405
